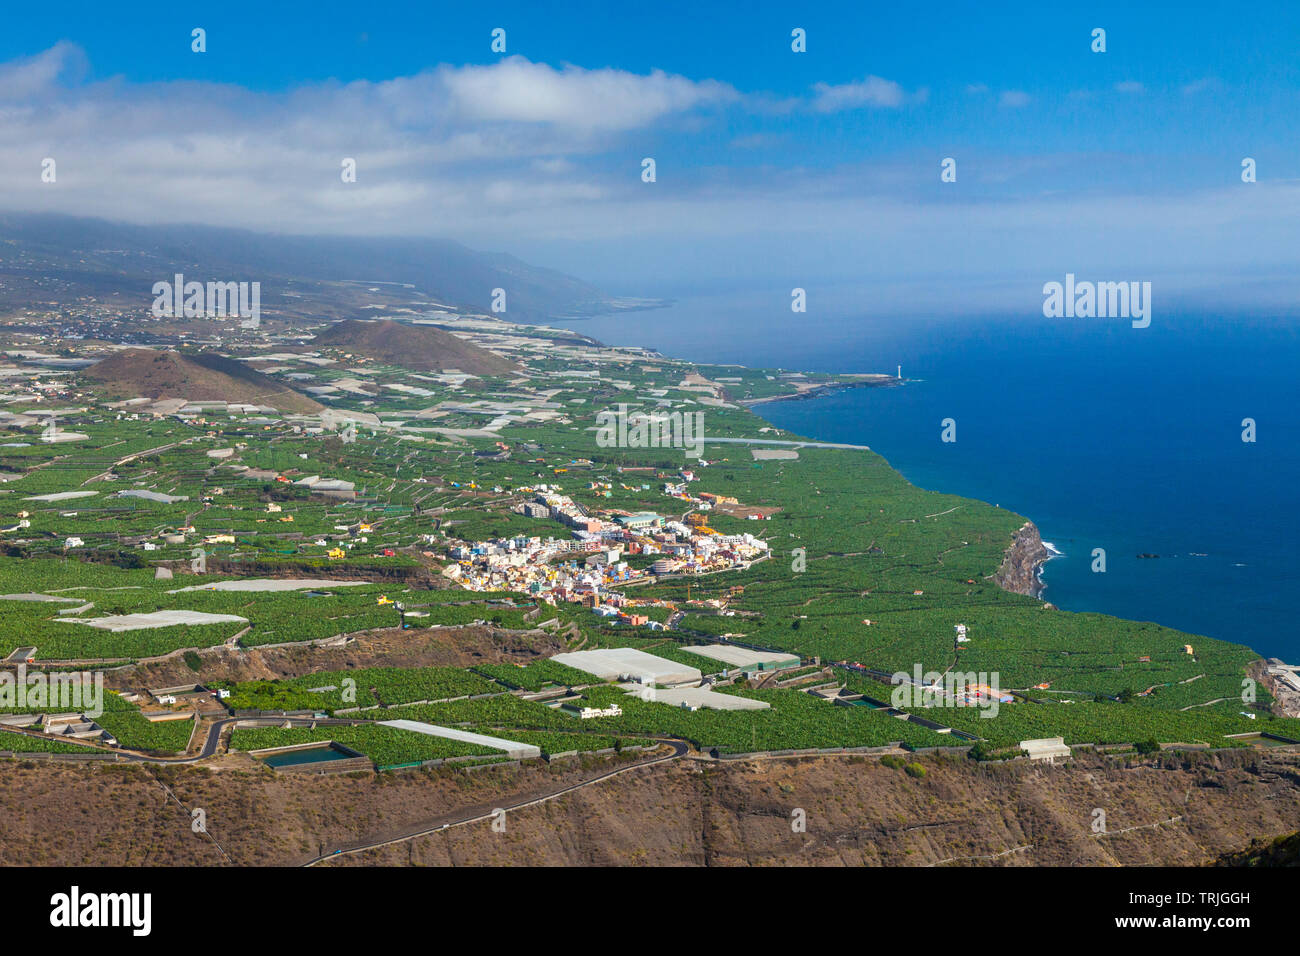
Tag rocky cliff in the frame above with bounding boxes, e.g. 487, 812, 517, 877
994, 521, 1052, 598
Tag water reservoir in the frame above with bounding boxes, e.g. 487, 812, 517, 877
257, 742, 359, 768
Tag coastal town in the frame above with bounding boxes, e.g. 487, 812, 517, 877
444, 477, 770, 620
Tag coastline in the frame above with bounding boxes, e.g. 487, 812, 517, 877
729, 369, 1055, 604
993, 521, 1054, 600
549, 311, 1279, 687
738, 374, 900, 407
742, 373, 1278, 687
730, 369, 1054, 605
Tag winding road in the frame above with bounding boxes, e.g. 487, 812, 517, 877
2, 714, 366, 764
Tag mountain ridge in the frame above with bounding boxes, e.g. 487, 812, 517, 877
0, 211, 642, 322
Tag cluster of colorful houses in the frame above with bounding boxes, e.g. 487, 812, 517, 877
441, 483, 768, 621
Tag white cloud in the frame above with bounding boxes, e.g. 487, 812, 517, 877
810, 75, 909, 112
0, 45, 739, 237
0, 44, 1295, 310
1115, 81, 1145, 94
0, 41, 85, 101
532, 157, 575, 175
438, 56, 737, 129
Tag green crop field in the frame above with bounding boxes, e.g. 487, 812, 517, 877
229, 724, 502, 767
0, 325, 1284, 761
217, 666, 501, 712
0, 730, 97, 754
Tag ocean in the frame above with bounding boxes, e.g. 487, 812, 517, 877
573, 286, 1300, 660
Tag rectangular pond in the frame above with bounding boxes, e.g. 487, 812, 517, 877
257, 742, 361, 768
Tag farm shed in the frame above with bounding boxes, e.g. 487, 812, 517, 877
1020, 737, 1072, 764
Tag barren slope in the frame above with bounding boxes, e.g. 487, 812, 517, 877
84, 349, 324, 414
2, 748, 1298, 866
311, 319, 518, 376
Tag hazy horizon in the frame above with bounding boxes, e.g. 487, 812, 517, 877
5, 1, 1300, 317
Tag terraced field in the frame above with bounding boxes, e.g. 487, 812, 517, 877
0, 337, 1287, 764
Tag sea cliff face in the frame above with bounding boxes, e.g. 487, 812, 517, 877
994, 521, 1051, 598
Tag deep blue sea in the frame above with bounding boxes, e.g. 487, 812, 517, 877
576, 286, 1300, 661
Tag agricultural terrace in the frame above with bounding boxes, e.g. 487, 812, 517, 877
0, 336, 1289, 764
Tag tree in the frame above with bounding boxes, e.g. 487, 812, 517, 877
969, 741, 998, 762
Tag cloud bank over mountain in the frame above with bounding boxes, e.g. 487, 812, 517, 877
5, 40, 1298, 311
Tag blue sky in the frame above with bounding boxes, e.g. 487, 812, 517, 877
3, 1, 1298, 309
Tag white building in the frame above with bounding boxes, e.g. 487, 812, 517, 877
570, 703, 622, 719
1020, 737, 1071, 764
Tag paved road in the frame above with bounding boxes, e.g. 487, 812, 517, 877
0, 714, 364, 764
300, 739, 690, 866
181, 715, 365, 761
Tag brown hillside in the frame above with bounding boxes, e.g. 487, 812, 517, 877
84, 349, 324, 414
312, 319, 518, 375
0, 748, 1298, 866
